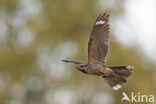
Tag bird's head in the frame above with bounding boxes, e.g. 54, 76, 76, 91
76, 64, 89, 73
61, 59, 88, 73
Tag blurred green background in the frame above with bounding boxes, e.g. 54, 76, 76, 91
0, 0, 155, 104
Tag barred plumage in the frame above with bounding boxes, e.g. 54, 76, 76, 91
62, 12, 134, 91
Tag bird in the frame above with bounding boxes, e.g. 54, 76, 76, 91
62, 12, 134, 91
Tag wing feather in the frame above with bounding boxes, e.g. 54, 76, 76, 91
88, 12, 110, 65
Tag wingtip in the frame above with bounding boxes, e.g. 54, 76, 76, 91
97, 12, 109, 19
103, 12, 109, 16
61, 59, 67, 62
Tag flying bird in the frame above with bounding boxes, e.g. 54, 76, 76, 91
62, 12, 134, 90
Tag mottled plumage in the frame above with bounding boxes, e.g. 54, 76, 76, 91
88, 13, 109, 65
62, 12, 134, 91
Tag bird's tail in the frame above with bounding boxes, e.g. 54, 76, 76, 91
103, 66, 134, 90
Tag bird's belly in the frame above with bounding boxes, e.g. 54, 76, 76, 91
88, 64, 104, 75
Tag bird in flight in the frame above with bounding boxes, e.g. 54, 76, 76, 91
62, 12, 134, 90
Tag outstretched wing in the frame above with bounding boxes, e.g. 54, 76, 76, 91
88, 13, 110, 65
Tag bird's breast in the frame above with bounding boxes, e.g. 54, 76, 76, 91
88, 64, 104, 75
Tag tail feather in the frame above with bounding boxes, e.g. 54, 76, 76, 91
104, 74, 127, 91
109, 66, 133, 79
103, 66, 134, 90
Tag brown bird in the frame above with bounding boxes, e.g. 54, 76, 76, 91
62, 12, 134, 90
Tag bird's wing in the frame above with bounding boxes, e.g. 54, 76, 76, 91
88, 13, 110, 65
